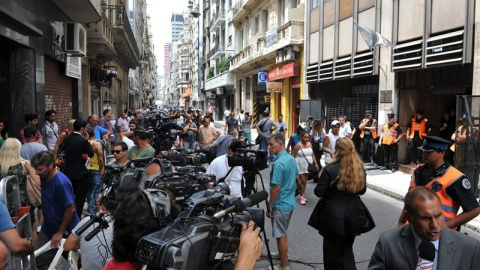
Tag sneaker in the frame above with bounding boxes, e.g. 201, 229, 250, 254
268, 264, 290, 270
270, 252, 280, 259
391, 168, 396, 173
300, 196, 306, 205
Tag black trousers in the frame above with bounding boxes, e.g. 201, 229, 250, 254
406, 137, 423, 163
69, 173, 92, 218
383, 144, 398, 169
323, 234, 357, 270
361, 136, 375, 162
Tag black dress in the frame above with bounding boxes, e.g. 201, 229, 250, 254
311, 162, 375, 270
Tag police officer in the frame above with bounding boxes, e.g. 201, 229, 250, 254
359, 110, 377, 164
379, 113, 403, 172
397, 136, 480, 230
404, 109, 430, 165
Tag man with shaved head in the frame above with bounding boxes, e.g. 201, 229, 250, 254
88, 114, 112, 141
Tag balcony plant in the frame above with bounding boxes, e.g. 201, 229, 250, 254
218, 56, 230, 73
206, 67, 214, 79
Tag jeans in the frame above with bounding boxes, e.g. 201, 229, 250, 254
183, 140, 195, 151
86, 170, 102, 215
261, 136, 274, 161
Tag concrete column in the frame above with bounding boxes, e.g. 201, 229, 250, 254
378, 0, 396, 125
472, 0, 480, 96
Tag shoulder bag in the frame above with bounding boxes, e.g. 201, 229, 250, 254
254, 119, 266, 145
21, 160, 42, 207
300, 146, 317, 175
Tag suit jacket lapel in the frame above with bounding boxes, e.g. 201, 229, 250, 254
438, 228, 456, 270
400, 225, 418, 270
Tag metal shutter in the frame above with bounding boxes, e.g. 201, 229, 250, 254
45, 57, 73, 130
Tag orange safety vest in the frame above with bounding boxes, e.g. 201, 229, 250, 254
382, 123, 399, 145
409, 118, 428, 139
360, 119, 377, 139
409, 165, 464, 222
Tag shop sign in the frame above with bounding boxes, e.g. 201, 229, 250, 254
65, 56, 81, 79
266, 81, 283, 93
216, 87, 224, 95
267, 62, 299, 81
258, 70, 267, 85
266, 27, 278, 47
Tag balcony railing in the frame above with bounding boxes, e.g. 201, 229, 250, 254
232, 0, 244, 18
207, 43, 225, 59
209, 10, 225, 29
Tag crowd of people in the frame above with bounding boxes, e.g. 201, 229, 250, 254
0, 106, 479, 270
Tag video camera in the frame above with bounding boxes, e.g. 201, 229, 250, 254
135, 190, 268, 270
145, 110, 183, 153
228, 148, 269, 171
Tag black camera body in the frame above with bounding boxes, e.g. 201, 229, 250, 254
136, 192, 265, 270
145, 111, 183, 153
148, 172, 209, 202
228, 148, 269, 171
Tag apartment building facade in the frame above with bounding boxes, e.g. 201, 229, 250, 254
229, 0, 305, 135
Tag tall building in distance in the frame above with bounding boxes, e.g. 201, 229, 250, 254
164, 43, 171, 78
171, 13, 185, 41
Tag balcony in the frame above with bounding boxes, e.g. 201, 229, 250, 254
230, 11, 304, 72
52, 0, 101, 23
180, 63, 191, 71
103, 4, 140, 69
87, 15, 115, 61
207, 43, 225, 60
205, 72, 235, 91
209, 10, 225, 29
232, 0, 256, 24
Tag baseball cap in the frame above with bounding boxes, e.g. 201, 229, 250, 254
365, 110, 372, 115
331, 120, 340, 126
387, 113, 395, 118
418, 136, 452, 152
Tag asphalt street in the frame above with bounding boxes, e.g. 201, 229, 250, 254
249, 166, 480, 270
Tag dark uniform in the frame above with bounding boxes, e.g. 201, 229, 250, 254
359, 111, 377, 163
380, 114, 402, 172
410, 136, 479, 228
405, 109, 430, 164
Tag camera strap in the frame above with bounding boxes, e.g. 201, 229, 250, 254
216, 166, 235, 185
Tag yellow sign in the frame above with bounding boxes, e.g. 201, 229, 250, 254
266, 82, 283, 93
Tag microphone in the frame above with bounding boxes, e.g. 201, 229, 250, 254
213, 191, 268, 220
75, 211, 104, 236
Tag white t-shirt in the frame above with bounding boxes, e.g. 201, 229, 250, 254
206, 154, 243, 198
324, 132, 341, 163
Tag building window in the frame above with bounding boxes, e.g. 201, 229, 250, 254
311, 0, 320, 9
229, 35, 232, 45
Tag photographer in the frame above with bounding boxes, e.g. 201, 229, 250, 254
180, 113, 198, 151
103, 190, 180, 269
214, 130, 238, 158
206, 139, 244, 198
64, 198, 118, 270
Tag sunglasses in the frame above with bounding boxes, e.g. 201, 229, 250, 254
112, 150, 124, 154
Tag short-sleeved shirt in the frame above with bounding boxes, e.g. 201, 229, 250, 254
181, 122, 197, 144
72, 216, 114, 270
0, 201, 15, 233
20, 142, 48, 160
258, 118, 276, 139
276, 121, 287, 135
116, 117, 130, 132
270, 150, 298, 211
340, 123, 352, 137
99, 116, 114, 133
127, 145, 156, 159
41, 171, 80, 238
42, 121, 59, 150
214, 135, 234, 157
206, 154, 243, 198
88, 125, 108, 140
242, 119, 251, 133
226, 118, 238, 134
199, 125, 218, 147
289, 133, 302, 151
19, 128, 43, 144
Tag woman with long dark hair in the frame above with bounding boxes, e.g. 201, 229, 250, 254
310, 120, 325, 171
311, 137, 375, 269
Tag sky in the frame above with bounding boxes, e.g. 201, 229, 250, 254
146, 0, 188, 77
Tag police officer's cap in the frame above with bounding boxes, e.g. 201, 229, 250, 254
365, 110, 372, 115
418, 136, 451, 152
387, 113, 395, 118
462, 114, 468, 120
416, 109, 424, 115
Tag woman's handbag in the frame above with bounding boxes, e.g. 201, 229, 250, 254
21, 161, 42, 207
300, 147, 317, 175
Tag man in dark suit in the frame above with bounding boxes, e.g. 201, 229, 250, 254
63, 119, 94, 218
369, 186, 480, 270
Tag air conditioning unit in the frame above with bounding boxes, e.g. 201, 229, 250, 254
283, 46, 297, 61
65, 22, 87, 56
275, 50, 284, 64
209, 93, 216, 99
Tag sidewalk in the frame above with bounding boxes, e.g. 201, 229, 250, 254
214, 120, 480, 231
366, 168, 480, 231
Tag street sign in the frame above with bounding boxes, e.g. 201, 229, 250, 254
258, 69, 267, 85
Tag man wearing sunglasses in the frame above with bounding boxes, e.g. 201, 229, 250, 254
110, 142, 129, 167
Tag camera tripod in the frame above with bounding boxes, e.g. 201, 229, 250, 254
242, 169, 275, 270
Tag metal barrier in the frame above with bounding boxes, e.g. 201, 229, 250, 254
0, 175, 36, 270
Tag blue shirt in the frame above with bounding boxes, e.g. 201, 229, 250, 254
41, 171, 80, 237
270, 150, 298, 211
0, 202, 14, 233
290, 133, 302, 151
88, 124, 108, 140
